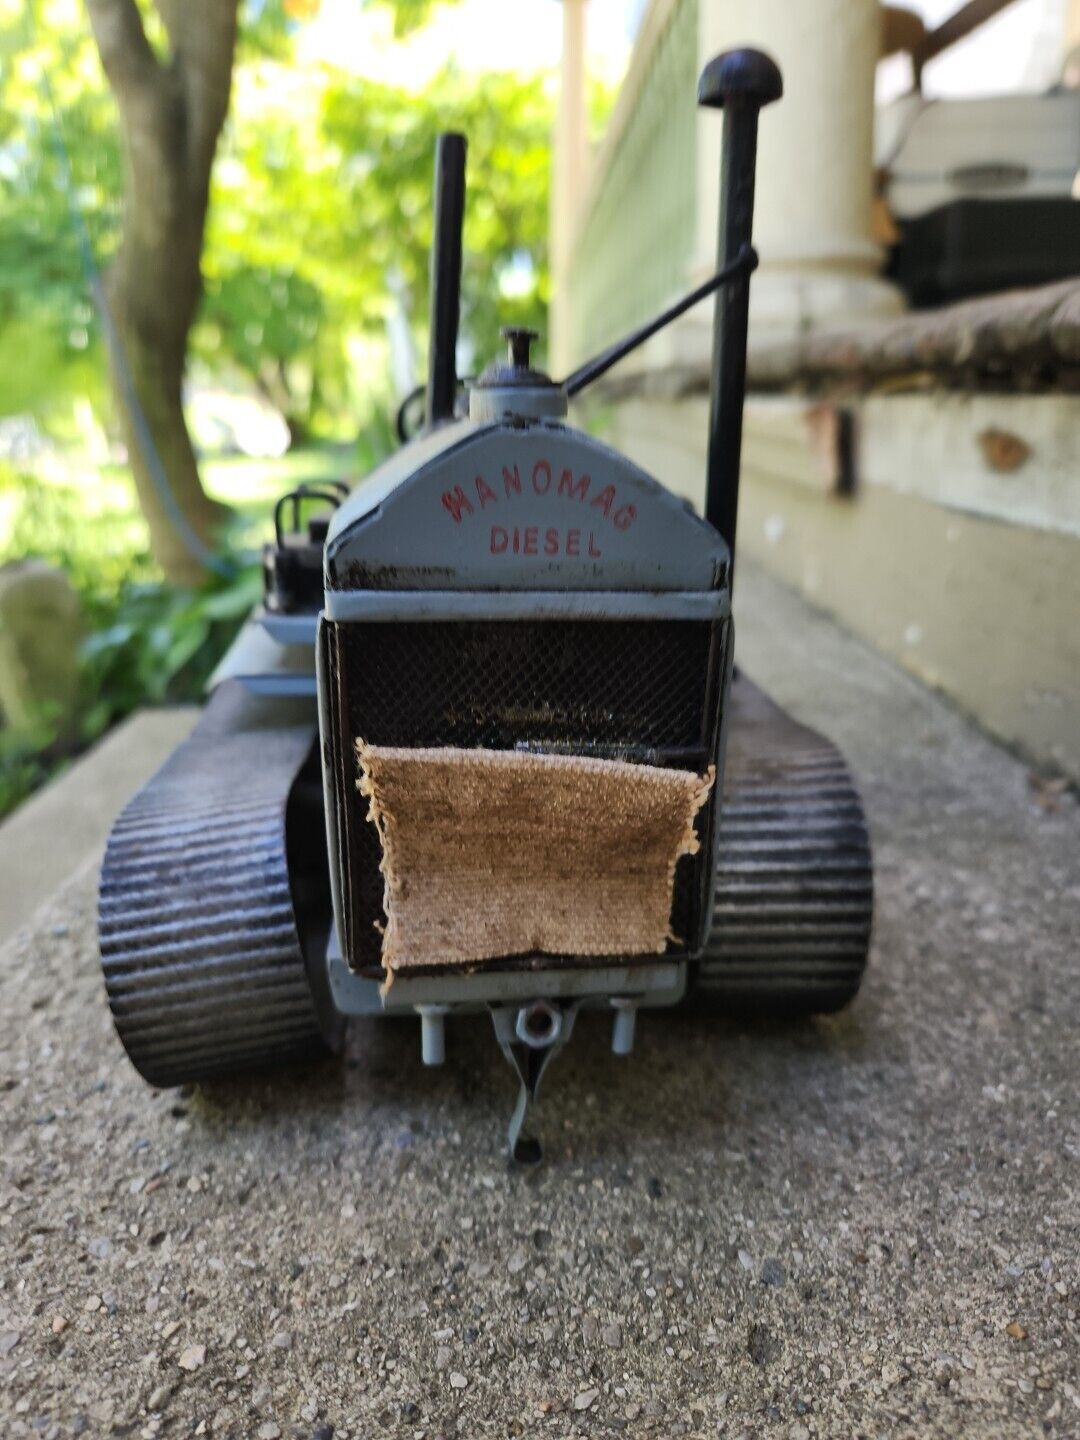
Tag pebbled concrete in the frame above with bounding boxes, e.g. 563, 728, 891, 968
0, 563, 1077, 1439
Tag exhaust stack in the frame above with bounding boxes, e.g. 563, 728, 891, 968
425, 132, 467, 427
698, 49, 782, 583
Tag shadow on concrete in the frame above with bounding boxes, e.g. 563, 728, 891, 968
189, 996, 877, 1167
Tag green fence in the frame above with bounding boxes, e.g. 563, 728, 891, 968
566, 0, 699, 366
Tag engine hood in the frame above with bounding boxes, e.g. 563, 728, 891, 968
325, 417, 727, 593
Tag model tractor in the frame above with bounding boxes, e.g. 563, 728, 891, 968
99, 52, 872, 1162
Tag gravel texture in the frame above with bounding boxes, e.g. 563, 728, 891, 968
1, 566, 1077, 1438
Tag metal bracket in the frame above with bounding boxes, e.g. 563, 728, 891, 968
491, 1002, 578, 1165
324, 929, 686, 1017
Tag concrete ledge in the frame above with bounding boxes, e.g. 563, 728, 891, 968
602, 390, 1080, 784
0, 706, 197, 942
750, 276, 1080, 388
584, 279, 1080, 398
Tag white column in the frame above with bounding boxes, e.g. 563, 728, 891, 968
695, 0, 904, 349
1066, 0, 1080, 82
550, 0, 589, 375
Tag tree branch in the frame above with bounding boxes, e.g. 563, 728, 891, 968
85, 0, 160, 109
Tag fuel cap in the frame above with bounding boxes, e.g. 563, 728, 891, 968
469, 327, 569, 423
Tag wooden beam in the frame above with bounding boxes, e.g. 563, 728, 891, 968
914, 0, 1021, 69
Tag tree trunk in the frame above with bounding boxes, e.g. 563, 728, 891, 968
106, 301, 225, 586
86, 0, 240, 585
255, 359, 312, 450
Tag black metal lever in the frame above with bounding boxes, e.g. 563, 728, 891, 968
561, 244, 758, 398
699, 48, 782, 584
425, 133, 467, 428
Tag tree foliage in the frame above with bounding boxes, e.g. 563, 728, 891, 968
0, 3, 119, 418
195, 60, 553, 441
0, 0, 565, 808
321, 66, 553, 362
2, 1, 555, 445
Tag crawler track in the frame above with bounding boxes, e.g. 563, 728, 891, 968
700, 676, 873, 1011
99, 684, 340, 1087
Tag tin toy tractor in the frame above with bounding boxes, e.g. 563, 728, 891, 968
99, 52, 872, 1162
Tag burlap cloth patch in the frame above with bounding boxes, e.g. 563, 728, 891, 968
356, 742, 714, 973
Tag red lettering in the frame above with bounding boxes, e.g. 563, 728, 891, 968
475, 475, 497, 508
532, 460, 552, 495
558, 468, 590, 502
590, 484, 616, 518
502, 464, 522, 497
441, 485, 474, 524
487, 525, 606, 559
613, 504, 637, 532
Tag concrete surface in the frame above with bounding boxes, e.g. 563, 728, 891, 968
1, 564, 1078, 1439
0, 707, 197, 943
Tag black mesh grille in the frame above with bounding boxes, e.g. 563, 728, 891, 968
343, 620, 711, 752
325, 617, 726, 971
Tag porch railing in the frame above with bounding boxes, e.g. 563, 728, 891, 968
564, 0, 700, 368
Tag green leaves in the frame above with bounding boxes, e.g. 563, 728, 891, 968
0, 7, 120, 419
0, 456, 267, 817
4, 0, 552, 431
197, 13, 554, 436
316, 64, 553, 367
0, 551, 267, 819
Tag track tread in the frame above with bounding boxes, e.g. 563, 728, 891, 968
98, 685, 337, 1087
699, 676, 873, 1013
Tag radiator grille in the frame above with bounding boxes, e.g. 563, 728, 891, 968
325, 617, 725, 971
342, 619, 712, 751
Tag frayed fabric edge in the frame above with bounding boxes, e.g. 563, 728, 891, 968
356, 742, 715, 984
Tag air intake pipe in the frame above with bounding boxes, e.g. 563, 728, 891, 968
698, 49, 783, 585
